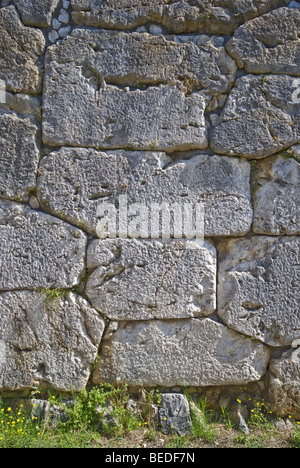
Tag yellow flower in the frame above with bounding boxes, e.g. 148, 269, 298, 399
163, 417, 167, 420
7, 407, 11, 412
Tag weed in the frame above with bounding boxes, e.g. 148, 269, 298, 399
291, 425, 300, 448
189, 397, 218, 443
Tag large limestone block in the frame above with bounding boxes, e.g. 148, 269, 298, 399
0, 113, 39, 202
227, 8, 300, 76
211, 75, 300, 158
93, 318, 270, 387
0, 291, 105, 391
0, 6, 45, 94
37, 149, 252, 237
47, 29, 236, 98
71, 0, 164, 29
71, 0, 289, 34
42, 28, 237, 150
218, 236, 300, 347
253, 155, 300, 235
267, 350, 300, 419
43, 79, 207, 152
0, 200, 87, 290
13, 0, 60, 27
86, 238, 217, 320
162, 0, 290, 34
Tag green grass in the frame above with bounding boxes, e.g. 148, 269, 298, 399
1, 389, 300, 448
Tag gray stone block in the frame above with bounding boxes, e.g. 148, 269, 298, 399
93, 317, 270, 387
0, 291, 105, 391
0, 200, 87, 290
0, 6, 45, 94
37, 149, 252, 237
218, 236, 300, 347
86, 238, 217, 320
227, 8, 300, 76
253, 154, 300, 235
0, 113, 39, 202
211, 75, 300, 158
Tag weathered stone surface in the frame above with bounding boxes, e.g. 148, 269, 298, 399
0, 200, 87, 290
0, 113, 39, 202
93, 317, 270, 387
13, 0, 59, 27
267, 350, 300, 419
71, 0, 289, 34
0, 291, 105, 391
43, 80, 207, 152
37, 149, 252, 237
226, 8, 300, 76
0, 6, 45, 94
71, 0, 164, 29
159, 394, 192, 435
47, 29, 236, 98
86, 239, 216, 320
42, 29, 238, 150
218, 236, 300, 347
0, 93, 41, 121
211, 75, 300, 158
163, 0, 290, 34
253, 154, 300, 235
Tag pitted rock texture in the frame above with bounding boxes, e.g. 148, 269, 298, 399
93, 318, 270, 387
0, 113, 39, 202
0, 200, 86, 290
0, 6, 45, 94
218, 236, 300, 347
226, 8, 300, 76
13, 0, 60, 27
253, 155, 300, 235
71, 0, 290, 34
37, 149, 252, 237
42, 30, 237, 150
0, 291, 105, 391
46, 29, 236, 98
268, 350, 300, 419
211, 75, 300, 158
86, 238, 216, 320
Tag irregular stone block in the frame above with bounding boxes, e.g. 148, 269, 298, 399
162, 0, 290, 34
86, 238, 216, 321
37, 149, 252, 237
93, 318, 270, 387
71, 0, 164, 29
226, 8, 300, 76
0, 113, 39, 202
0, 291, 105, 391
159, 394, 192, 435
71, 0, 289, 34
253, 155, 300, 235
267, 350, 300, 419
0, 200, 87, 290
47, 29, 236, 98
211, 75, 300, 158
218, 236, 300, 347
0, 6, 45, 94
13, 0, 59, 27
43, 79, 207, 152
42, 28, 237, 150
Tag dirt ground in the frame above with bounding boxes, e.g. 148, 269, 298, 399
97, 424, 297, 449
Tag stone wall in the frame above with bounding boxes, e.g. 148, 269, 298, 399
0, 0, 299, 418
